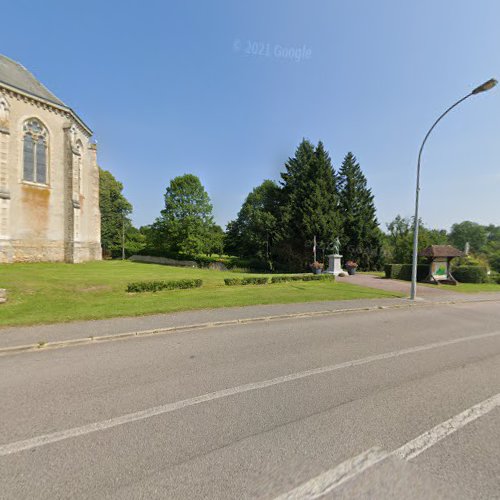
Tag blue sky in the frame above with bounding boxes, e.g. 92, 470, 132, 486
3, 0, 499, 230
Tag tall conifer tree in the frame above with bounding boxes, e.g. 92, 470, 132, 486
277, 139, 340, 270
338, 152, 383, 270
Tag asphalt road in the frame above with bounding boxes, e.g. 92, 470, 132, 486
1, 300, 499, 499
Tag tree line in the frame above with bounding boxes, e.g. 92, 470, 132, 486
98, 139, 500, 273
384, 216, 500, 272
225, 140, 382, 271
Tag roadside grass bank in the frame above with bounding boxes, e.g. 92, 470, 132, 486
422, 282, 500, 293
0, 261, 401, 327
382, 276, 500, 293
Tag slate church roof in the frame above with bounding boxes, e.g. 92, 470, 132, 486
0, 54, 92, 134
0, 54, 66, 107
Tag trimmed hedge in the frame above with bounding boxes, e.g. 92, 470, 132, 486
225, 274, 335, 286
452, 266, 488, 284
224, 278, 243, 286
384, 264, 429, 281
127, 279, 203, 293
271, 276, 304, 284
271, 274, 335, 283
224, 277, 269, 286
302, 274, 335, 282
270, 276, 303, 283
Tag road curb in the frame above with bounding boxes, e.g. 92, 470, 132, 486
1, 297, 498, 356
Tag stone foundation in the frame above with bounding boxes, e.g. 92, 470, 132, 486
0, 239, 101, 263
73, 242, 102, 263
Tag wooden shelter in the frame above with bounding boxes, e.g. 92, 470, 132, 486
419, 245, 463, 285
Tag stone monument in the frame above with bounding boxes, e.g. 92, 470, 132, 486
326, 237, 344, 276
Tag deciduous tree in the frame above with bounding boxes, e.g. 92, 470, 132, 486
225, 180, 280, 268
99, 167, 133, 255
152, 174, 216, 255
449, 221, 488, 253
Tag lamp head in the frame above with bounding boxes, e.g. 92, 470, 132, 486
472, 78, 498, 95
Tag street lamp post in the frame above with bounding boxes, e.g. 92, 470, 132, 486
410, 78, 497, 300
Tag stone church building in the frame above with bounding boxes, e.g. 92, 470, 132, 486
0, 54, 101, 263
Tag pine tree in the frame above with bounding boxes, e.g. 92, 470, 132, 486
338, 153, 383, 270
277, 139, 340, 270
301, 141, 341, 256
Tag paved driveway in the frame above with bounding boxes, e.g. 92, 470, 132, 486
336, 273, 495, 301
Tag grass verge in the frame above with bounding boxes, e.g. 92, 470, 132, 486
423, 282, 500, 293
0, 261, 402, 327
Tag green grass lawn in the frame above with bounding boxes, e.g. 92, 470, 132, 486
422, 282, 500, 293
0, 261, 402, 327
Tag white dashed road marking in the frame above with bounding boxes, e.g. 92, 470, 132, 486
0, 330, 499, 457
275, 392, 500, 499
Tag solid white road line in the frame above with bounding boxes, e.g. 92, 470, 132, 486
1, 330, 500, 457
274, 392, 500, 499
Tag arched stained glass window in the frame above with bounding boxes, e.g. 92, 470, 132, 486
36, 137, 47, 184
23, 134, 34, 182
23, 119, 48, 184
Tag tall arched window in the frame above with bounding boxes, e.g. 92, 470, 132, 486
23, 119, 48, 184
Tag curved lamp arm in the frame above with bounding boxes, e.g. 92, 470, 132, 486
409, 78, 497, 300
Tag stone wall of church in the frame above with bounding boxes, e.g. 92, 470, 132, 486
0, 87, 101, 263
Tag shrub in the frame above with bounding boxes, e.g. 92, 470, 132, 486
452, 266, 488, 284
488, 253, 500, 273
314, 274, 335, 281
453, 254, 490, 268
224, 278, 242, 286
127, 279, 202, 293
384, 264, 429, 281
270, 276, 286, 284
302, 274, 335, 281
224, 277, 269, 286
225, 274, 335, 286
241, 277, 269, 285
270, 276, 304, 283
487, 272, 500, 284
